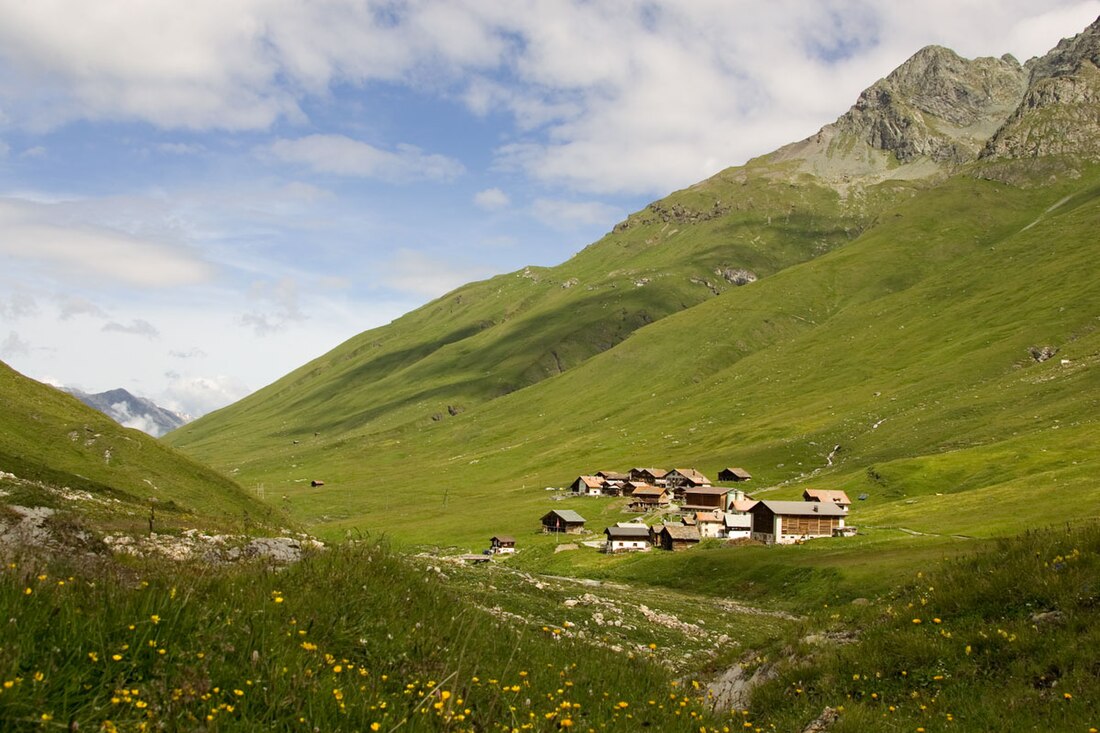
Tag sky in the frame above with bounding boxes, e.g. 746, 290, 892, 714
1, 0, 1098, 420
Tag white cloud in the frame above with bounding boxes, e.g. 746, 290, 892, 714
159, 373, 251, 419
0, 198, 215, 287
0, 291, 38, 320
240, 277, 305, 336
169, 347, 207, 360
102, 319, 160, 339
385, 249, 494, 298
1, 330, 31, 357
267, 134, 465, 182
474, 187, 510, 210
531, 198, 623, 231
57, 295, 109, 321
156, 142, 205, 155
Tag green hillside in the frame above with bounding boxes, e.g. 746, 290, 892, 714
166, 21, 1100, 562
0, 361, 278, 533
166, 155, 1100, 549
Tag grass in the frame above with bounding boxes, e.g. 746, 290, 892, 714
0, 542, 760, 732
747, 521, 1100, 732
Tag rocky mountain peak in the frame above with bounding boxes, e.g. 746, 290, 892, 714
983, 15, 1100, 161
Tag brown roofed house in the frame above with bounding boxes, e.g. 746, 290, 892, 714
629, 468, 669, 485
718, 467, 752, 482
628, 484, 671, 511
802, 489, 852, 512
657, 523, 701, 551
570, 475, 606, 496
490, 535, 516, 554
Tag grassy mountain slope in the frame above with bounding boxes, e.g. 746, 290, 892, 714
167, 21, 1100, 557
167, 157, 1100, 551
168, 173, 877, 457
0, 361, 277, 533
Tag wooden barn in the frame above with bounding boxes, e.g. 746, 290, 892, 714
718, 467, 752, 482
749, 500, 846, 545
681, 485, 732, 511
541, 509, 587, 534
657, 523, 701, 551
489, 535, 516, 554
604, 525, 652, 553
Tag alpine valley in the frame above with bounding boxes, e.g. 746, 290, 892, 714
4, 16, 1100, 733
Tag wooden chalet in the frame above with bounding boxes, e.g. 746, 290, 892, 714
570, 475, 605, 496
604, 525, 652, 553
629, 468, 669, 486
489, 535, 516, 554
657, 523, 701, 551
718, 467, 752, 482
541, 509, 587, 534
681, 485, 732, 511
749, 500, 846, 545
596, 470, 629, 483
664, 468, 712, 501
694, 511, 725, 538
802, 489, 852, 512
628, 484, 671, 511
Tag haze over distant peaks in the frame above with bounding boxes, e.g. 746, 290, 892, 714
64, 387, 188, 438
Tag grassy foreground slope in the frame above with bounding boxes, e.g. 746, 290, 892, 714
0, 361, 277, 533
168, 157, 1099, 551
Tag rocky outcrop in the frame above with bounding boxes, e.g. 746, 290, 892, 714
983, 17, 1100, 161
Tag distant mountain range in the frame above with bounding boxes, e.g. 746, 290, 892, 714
64, 387, 189, 438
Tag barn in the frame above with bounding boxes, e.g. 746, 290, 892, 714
541, 509, 587, 534
749, 500, 846, 544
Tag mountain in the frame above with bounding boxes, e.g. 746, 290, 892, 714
167, 18, 1100, 546
64, 386, 188, 437
0, 360, 277, 534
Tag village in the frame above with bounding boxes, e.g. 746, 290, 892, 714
484, 466, 857, 557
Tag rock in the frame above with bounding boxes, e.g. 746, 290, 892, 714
242, 537, 304, 564
1028, 345, 1059, 362
707, 657, 778, 712
1029, 609, 1067, 627
716, 267, 758, 286
801, 707, 840, 733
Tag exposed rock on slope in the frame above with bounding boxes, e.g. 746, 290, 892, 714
764, 45, 1027, 186
984, 16, 1100, 160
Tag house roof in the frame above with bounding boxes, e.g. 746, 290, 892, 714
721, 467, 753, 479
492, 535, 515, 544
630, 485, 668, 497
605, 526, 651, 540
659, 523, 701, 542
730, 499, 758, 513
575, 475, 604, 488
632, 467, 669, 478
597, 471, 628, 481
669, 468, 712, 484
683, 486, 731, 497
803, 489, 852, 506
695, 511, 723, 523
543, 509, 587, 523
754, 500, 847, 518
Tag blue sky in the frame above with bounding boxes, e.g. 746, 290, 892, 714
1, 0, 1098, 420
